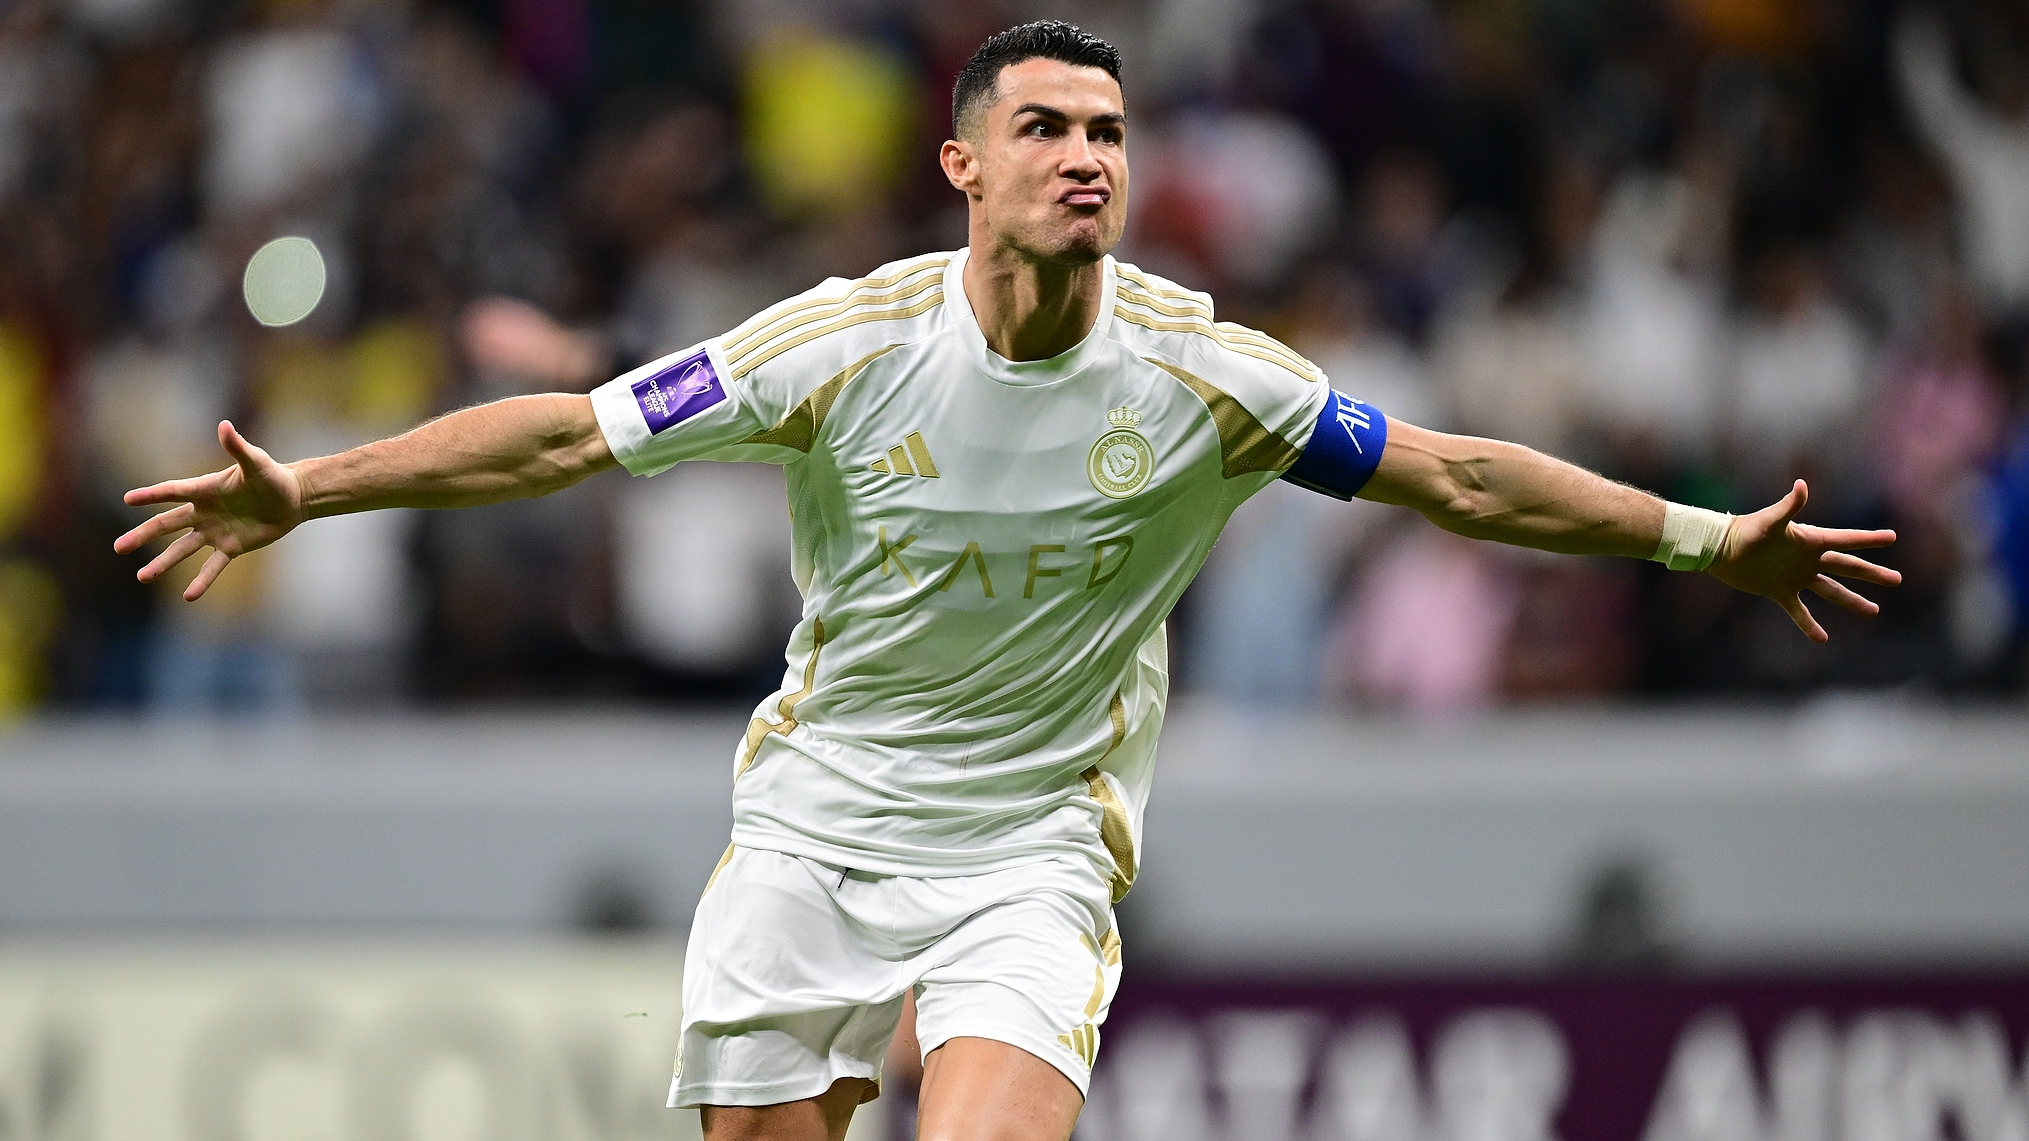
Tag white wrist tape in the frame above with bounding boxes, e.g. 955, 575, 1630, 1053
1651, 502, 1733, 572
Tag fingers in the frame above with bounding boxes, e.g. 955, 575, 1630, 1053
185, 549, 232, 601
124, 473, 220, 507
1779, 592, 1829, 643
218, 420, 275, 477
1778, 479, 1808, 524
1793, 523, 1898, 551
1810, 573, 1880, 617
1819, 550, 1904, 586
139, 531, 208, 583
113, 502, 195, 554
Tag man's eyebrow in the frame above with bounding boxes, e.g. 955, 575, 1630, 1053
1010, 104, 1127, 128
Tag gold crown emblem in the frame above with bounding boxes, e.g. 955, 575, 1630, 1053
1106, 407, 1142, 429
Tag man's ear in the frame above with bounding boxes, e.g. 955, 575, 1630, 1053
940, 139, 980, 197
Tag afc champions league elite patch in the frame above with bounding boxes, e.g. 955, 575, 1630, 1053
631, 349, 726, 434
1088, 407, 1154, 499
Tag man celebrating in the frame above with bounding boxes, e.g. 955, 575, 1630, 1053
118, 22, 1898, 1141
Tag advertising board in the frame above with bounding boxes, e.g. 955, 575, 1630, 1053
0, 942, 893, 1141
1079, 974, 2029, 1141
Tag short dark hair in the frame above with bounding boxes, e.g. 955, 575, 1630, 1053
952, 21, 1123, 141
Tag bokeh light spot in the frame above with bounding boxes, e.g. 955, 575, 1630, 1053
242, 236, 327, 327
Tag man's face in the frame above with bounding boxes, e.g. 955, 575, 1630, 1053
947, 58, 1128, 266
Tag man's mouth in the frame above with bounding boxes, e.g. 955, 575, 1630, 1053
1060, 187, 1110, 208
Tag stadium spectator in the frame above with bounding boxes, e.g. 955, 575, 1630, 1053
15, 0, 2015, 712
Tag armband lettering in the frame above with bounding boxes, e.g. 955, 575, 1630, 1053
1280, 390, 1387, 500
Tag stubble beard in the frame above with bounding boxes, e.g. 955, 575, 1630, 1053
1001, 209, 1117, 270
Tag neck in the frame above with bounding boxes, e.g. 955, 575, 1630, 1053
962, 233, 1106, 363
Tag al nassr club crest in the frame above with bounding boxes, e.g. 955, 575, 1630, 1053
1088, 407, 1154, 498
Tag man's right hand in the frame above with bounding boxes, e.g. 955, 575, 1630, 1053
115, 419, 304, 601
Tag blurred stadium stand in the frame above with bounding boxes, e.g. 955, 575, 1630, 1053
6, 703, 2027, 972
1, 0, 2027, 717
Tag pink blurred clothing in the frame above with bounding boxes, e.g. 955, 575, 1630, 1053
1326, 531, 1522, 716
1874, 358, 2005, 519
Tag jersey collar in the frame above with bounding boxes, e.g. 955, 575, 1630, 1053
944, 247, 1118, 388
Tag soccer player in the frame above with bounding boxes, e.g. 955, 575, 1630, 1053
117, 22, 1899, 1141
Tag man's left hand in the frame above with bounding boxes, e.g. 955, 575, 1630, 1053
1706, 479, 1901, 643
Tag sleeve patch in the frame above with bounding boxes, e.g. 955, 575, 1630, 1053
632, 348, 726, 433
1280, 390, 1387, 500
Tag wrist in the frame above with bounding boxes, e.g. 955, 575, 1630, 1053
287, 456, 327, 521
1650, 502, 1733, 572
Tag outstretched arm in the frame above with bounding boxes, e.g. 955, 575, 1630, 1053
1358, 418, 1900, 642
115, 393, 616, 600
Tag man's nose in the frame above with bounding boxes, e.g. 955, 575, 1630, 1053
1062, 136, 1102, 180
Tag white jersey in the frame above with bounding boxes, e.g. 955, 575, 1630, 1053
590, 248, 1332, 898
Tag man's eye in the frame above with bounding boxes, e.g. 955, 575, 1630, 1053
1028, 122, 1054, 137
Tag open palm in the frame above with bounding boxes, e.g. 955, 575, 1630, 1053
1706, 479, 1901, 642
114, 420, 304, 601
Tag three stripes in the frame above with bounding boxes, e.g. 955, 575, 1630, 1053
1112, 265, 1322, 383
724, 255, 950, 380
869, 431, 940, 478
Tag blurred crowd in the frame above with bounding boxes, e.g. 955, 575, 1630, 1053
4, 0, 2029, 718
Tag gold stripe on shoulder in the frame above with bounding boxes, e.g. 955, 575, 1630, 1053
742, 343, 901, 452
728, 272, 943, 370
1116, 271, 1212, 310
1116, 265, 1206, 305
1115, 284, 1212, 321
733, 290, 943, 380
726, 257, 949, 362
1113, 306, 1321, 382
1217, 321, 1324, 380
1112, 291, 1321, 381
1144, 355, 1303, 477
724, 254, 947, 353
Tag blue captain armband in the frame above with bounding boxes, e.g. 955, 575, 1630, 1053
1280, 390, 1388, 500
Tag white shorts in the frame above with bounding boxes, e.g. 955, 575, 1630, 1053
670, 845, 1122, 1108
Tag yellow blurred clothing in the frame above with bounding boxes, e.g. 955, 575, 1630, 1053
742, 30, 915, 219
0, 322, 46, 541
256, 318, 446, 442
347, 318, 447, 431
0, 559, 60, 717
246, 320, 441, 653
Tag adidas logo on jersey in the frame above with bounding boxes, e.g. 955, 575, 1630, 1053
870, 432, 941, 478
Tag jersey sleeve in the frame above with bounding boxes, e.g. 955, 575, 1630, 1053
588, 280, 857, 476
1158, 322, 1337, 505
1160, 328, 1392, 505
1113, 264, 1339, 502
1150, 309, 1387, 502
